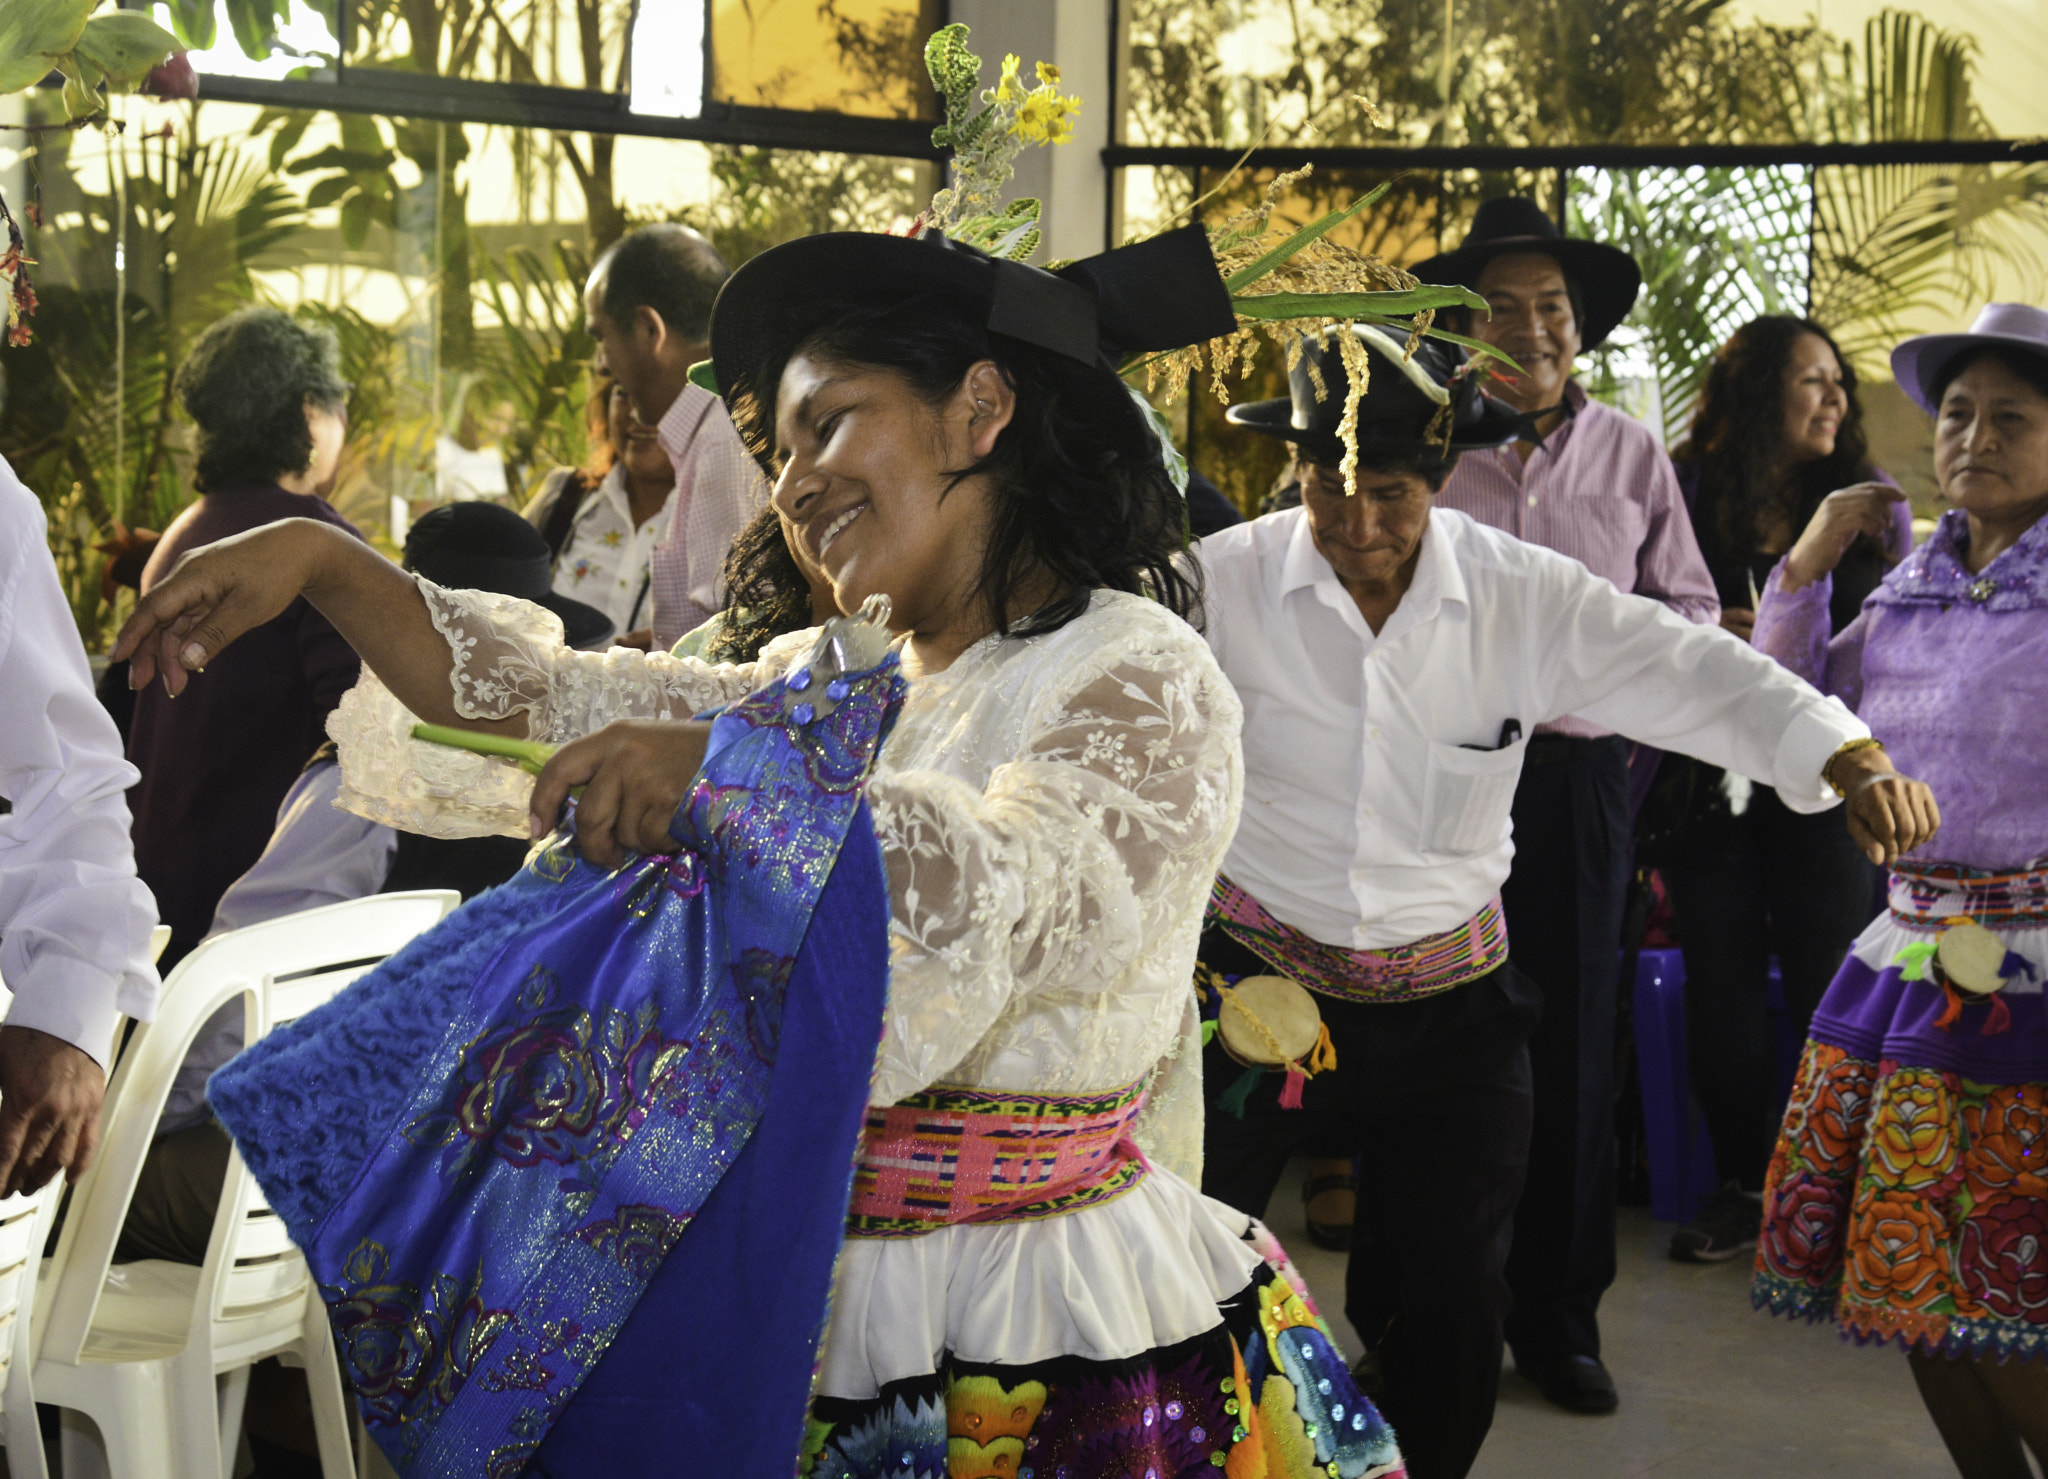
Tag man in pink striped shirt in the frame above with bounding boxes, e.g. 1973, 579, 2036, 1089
582, 225, 769, 651
1416, 196, 1719, 1417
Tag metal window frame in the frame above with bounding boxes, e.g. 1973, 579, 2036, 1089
193, 71, 944, 158
1105, 140, 2048, 170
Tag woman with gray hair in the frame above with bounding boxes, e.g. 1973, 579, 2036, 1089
125, 306, 365, 968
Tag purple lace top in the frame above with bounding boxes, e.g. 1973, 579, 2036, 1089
1753, 508, 2048, 872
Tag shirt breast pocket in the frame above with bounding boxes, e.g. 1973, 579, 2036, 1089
1421, 739, 1526, 856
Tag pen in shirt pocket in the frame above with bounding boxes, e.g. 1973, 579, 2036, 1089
1461, 719, 1522, 752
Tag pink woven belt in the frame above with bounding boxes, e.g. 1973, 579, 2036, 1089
1208, 874, 1509, 1004
845, 1081, 1149, 1239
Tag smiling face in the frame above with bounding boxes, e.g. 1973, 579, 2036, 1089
1780, 331, 1850, 466
1470, 253, 1582, 412
1298, 458, 1435, 594
1934, 352, 2048, 530
768, 349, 1012, 638
606, 380, 670, 486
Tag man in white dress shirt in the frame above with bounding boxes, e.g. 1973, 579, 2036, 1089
1192, 332, 1939, 1479
0, 459, 161, 1196
582, 225, 770, 650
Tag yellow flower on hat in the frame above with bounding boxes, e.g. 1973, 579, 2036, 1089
996, 52, 1021, 102
1036, 60, 1060, 86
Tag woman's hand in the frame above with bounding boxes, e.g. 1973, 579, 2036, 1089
110, 519, 345, 695
1719, 607, 1756, 642
1781, 482, 1910, 591
1831, 745, 1941, 866
528, 719, 714, 868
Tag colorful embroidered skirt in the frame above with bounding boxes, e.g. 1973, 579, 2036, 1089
1754, 862, 2048, 1361
805, 1216, 1403, 1479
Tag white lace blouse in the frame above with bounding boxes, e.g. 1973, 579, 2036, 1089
327, 579, 1244, 1183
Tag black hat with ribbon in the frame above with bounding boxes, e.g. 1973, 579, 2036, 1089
1408, 195, 1642, 351
403, 501, 617, 651
707, 224, 1238, 425
1226, 330, 1525, 464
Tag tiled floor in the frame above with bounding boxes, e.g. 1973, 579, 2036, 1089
1266, 1165, 1958, 1478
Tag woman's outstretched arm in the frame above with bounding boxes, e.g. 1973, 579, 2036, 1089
111, 518, 528, 737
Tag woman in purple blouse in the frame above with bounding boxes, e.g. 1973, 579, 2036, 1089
1752, 303, 2048, 1476
1663, 317, 1912, 1265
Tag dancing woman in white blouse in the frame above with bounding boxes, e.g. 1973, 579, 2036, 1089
115, 229, 1403, 1477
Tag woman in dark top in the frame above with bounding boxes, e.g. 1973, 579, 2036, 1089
125, 307, 363, 965
1661, 316, 1914, 1262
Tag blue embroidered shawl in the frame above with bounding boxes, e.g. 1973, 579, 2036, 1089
210, 623, 902, 1478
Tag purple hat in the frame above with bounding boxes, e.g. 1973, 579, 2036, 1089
1891, 303, 2048, 413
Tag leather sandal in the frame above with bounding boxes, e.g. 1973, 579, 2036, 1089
1300, 1170, 1356, 1251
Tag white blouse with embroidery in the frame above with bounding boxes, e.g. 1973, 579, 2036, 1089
328, 577, 1259, 1393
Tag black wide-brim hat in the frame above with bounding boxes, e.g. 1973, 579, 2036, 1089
1408, 195, 1642, 352
1226, 331, 1526, 462
707, 224, 1239, 451
404, 500, 618, 650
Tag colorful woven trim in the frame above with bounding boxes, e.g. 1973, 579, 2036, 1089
846, 1081, 1149, 1239
1207, 875, 1508, 1004
1888, 860, 2048, 932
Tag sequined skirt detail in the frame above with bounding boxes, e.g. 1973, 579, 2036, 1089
1754, 945, 2048, 1362
1207, 875, 1507, 1005
802, 1228, 1404, 1479
846, 1082, 1149, 1239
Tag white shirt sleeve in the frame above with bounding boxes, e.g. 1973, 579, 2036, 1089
1528, 550, 1868, 812
0, 462, 160, 1065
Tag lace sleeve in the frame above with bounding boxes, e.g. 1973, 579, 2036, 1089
865, 634, 1242, 1124
328, 579, 810, 837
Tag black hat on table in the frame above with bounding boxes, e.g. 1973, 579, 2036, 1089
403, 501, 617, 651
1226, 330, 1525, 465
1408, 195, 1642, 352
706, 224, 1240, 437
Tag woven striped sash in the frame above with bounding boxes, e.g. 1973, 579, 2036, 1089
1208, 874, 1508, 1004
1888, 860, 2048, 932
845, 1081, 1148, 1239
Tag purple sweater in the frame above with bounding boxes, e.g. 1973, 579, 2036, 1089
1754, 508, 2048, 871
126, 486, 362, 950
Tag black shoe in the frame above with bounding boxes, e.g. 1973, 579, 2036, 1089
1520, 1354, 1619, 1415
1669, 1180, 1764, 1264
1300, 1170, 1355, 1251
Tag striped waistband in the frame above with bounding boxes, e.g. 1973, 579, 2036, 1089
1888, 860, 2048, 933
845, 1081, 1149, 1240
1207, 875, 1508, 1004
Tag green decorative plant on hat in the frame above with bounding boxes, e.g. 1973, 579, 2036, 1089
0, 0, 181, 342
688, 23, 1508, 493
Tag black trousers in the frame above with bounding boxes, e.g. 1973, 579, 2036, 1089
1200, 930, 1539, 1479
1661, 785, 1882, 1191
1498, 734, 1632, 1367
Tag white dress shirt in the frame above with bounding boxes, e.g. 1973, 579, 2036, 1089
1197, 506, 1868, 950
0, 461, 160, 1065
546, 464, 674, 635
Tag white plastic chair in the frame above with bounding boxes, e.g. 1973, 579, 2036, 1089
32, 890, 459, 1479
0, 923, 172, 1476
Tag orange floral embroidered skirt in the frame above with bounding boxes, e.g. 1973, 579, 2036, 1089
1754, 877, 2048, 1361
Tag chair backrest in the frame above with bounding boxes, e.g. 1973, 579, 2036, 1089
0, 1180, 64, 1410
38, 891, 458, 1368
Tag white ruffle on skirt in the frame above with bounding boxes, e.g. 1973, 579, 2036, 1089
815, 1164, 1262, 1400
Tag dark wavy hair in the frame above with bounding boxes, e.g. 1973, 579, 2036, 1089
706, 504, 815, 664
727, 290, 1198, 638
176, 307, 350, 493
1673, 315, 1872, 561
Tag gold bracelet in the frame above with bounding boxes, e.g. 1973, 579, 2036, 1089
1824, 736, 1886, 798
